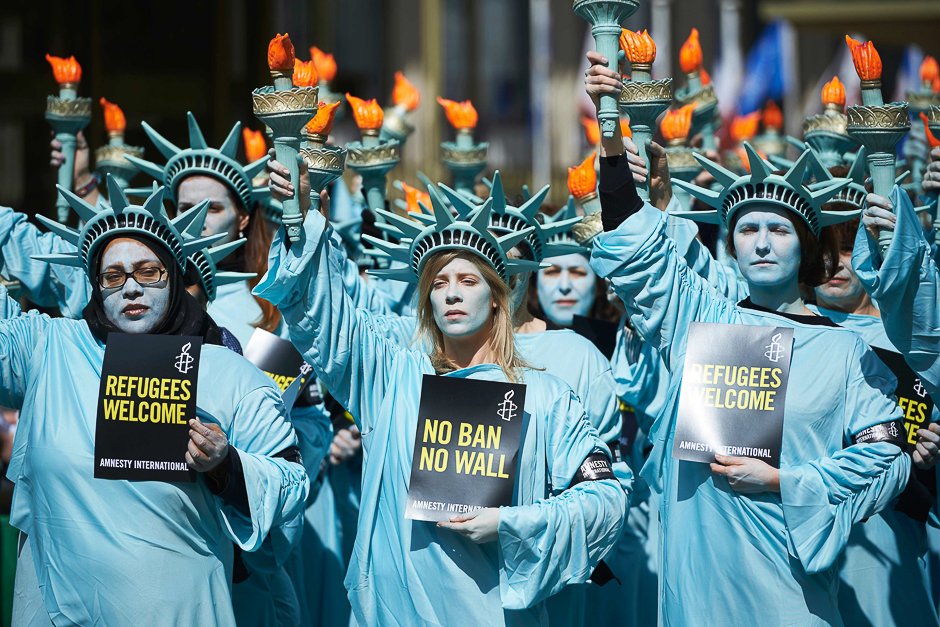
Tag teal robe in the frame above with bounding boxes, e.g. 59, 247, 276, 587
592, 202, 910, 626
254, 210, 629, 626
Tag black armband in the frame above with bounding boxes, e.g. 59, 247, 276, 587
851, 419, 906, 449
569, 453, 616, 488
599, 154, 643, 232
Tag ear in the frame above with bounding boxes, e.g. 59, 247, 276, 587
237, 207, 251, 234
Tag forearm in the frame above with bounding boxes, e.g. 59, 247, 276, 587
599, 155, 643, 233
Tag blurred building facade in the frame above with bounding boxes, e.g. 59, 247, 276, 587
0, 0, 936, 219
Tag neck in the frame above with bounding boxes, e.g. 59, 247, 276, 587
748, 281, 811, 316
815, 292, 880, 318
513, 306, 547, 334
442, 323, 498, 370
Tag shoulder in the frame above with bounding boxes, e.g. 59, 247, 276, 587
520, 368, 578, 405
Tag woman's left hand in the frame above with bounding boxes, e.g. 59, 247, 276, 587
914, 423, 940, 469
710, 454, 780, 493
437, 508, 500, 543
186, 419, 229, 472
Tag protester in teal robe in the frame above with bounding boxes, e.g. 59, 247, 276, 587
584, 49, 927, 626
2, 182, 309, 626
254, 180, 628, 625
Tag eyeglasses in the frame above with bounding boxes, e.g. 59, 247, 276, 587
97, 267, 166, 289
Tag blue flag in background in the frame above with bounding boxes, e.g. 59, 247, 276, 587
737, 21, 794, 116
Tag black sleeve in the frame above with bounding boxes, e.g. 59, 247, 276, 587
599, 154, 644, 233
205, 445, 303, 516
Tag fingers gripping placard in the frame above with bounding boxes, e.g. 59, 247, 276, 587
95, 334, 202, 482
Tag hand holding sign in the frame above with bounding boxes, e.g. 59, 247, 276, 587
710, 454, 780, 494
437, 507, 500, 543
913, 423, 940, 469
186, 419, 229, 472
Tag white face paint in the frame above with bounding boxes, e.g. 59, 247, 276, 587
537, 253, 596, 327
430, 255, 495, 339
732, 206, 802, 289
177, 175, 248, 246
814, 247, 866, 309
100, 238, 171, 334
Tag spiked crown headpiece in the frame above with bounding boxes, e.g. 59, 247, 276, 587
433, 171, 583, 263
125, 112, 270, 212
32, 175, 225, 277
806, 146, 868, 211
360, 183, 542, 285
173, 208, 256, 301
671, 142, 855, 237
542, 196, 590, 254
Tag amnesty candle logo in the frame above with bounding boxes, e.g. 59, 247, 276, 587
95, 334, 202, 483
764, 333, 785, 363
174, 342, 194, 374
497, 390, 517, 421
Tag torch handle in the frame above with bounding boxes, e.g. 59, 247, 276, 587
593, 25, 622, 140
363, 174, 387, 213
56, 132, 76, 223
868, 150, 896, 257
274, 137, 303, 243
700, 118, 717, 152
632, 125, 652, 201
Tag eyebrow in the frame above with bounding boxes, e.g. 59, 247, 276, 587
102, 259, 163, 272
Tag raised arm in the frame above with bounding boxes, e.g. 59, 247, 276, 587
0, 206, 92, 318
253, 210, 406, 434
853, 185, 940, 395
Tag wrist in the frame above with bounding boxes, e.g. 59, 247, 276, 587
74, 172, 100, 198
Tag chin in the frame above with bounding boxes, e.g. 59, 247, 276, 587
116, 316, 160, 334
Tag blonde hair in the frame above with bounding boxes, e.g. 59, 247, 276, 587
417, 250, 528, 382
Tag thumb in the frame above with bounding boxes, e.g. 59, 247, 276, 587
450, 510, 478, 523
647, 140, 666, 158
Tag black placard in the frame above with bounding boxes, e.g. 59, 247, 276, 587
872, 347, 935, 454
572, 314, 619, 360
405, 375, 526, 522
673, 322, 794, 468
94, 334, 201, 482
244, 329, 308, 393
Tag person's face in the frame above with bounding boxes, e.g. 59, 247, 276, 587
814, 246, 865, 308
430, 255, 496, 339
177, 176, 248, 246
99, 238, 170, 334
732, 206, 802, 289
537, 253, 596, 327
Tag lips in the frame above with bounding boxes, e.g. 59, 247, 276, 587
122, 304, 150, 317
554, 299, 578, 307
444, 309, 466, 320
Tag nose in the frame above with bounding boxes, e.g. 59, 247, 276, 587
755, 229, 771, 256
444, 281, 462, 305
558, 271, 572, 293
122, 277, 144, 298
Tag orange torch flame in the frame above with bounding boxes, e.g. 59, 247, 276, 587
921, 56, 939, 86
621, 117, 632, 138
437, 97, 478, 130
568, 150, 598, 199
293, 59, 318, 87
400, 181, 431, 214
581, 116, 600, 145
393, 72, 421, 112
700, 68, 711, 87
306, 101, 342, 137
99, 98, 126, 134
267, 34, 295, 72
242, 129, 267, 163
822, 76, 846, 110
730, 111, 761, 144
762, 100, 783, 131
680, 28, 703, 74
921, 113, 940, 149
346, 94, 384, 131
661, 103, 697, 142
310, 47, 337, 82
620, 29, 656, 64
46, 54, 81, 84
845, 35, 882, 81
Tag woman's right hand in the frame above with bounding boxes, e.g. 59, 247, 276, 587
584, 51, 623, 111
50, 130, 93, 191
267, 149, 313, 217
862, 193, 896, 241
924, 147, 940, 196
